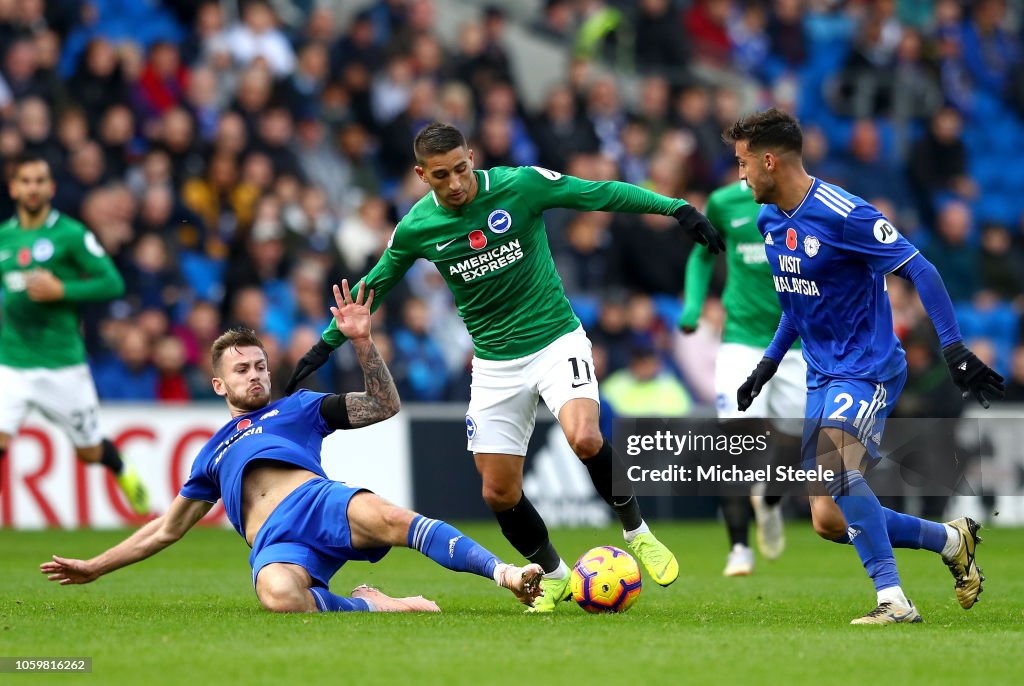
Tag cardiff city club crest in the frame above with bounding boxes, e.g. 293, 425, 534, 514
803, 235, 820, 257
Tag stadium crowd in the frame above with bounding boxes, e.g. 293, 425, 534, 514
1, 0, 1023, 411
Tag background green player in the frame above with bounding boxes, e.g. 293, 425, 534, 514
0, 154, 148, 515
286, 122, 725, 611
679, 180, 805, 576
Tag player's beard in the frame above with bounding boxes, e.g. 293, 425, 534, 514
750, 176, 775, 205
228, 383, 270, 412
17, 196, 48, 216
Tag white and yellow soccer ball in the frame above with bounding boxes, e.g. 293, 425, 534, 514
569, 546, 642, 613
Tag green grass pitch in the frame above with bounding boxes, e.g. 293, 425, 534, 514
3, 521, 1022, 686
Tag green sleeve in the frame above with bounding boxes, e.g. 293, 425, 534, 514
679, 198, 723, 329
679, 247, 716, 329
62, 230, 125, 302
518, 167, 688, 216
321, 224, 418, 348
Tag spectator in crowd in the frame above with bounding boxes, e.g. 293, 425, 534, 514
92, 324, 158, 401
925, 201, 980, 304
224, 0, 296, 77
602, 341, 692, 417
391, 297, 449, 402
153, 335, 191, 402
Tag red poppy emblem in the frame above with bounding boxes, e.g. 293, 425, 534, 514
786, 228, 798, 251
468, 230, 487, 250
17, 247, 31, 267
237, 418, 252, 432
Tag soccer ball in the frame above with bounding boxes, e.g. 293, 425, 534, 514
570, 546, 642, 613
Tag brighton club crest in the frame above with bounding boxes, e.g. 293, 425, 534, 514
803, 235, 820, 257
487, 209, 512, 234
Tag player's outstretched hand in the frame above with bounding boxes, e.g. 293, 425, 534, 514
284, 339, 335, 395
674, 205, 725, 254
331, 279, 375, 342
40, 555, 99, 585
737, 357, 779, 411
943, 342, 1005, 409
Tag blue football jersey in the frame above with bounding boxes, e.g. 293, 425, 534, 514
180, 390, 333, 538
758, 179, 919, 382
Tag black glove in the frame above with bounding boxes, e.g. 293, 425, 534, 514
943, 341, 1005, 409
737, 357, 779, 412
284, 339, 335, 395
674, 205, 725, 255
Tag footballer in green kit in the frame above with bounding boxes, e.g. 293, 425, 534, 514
680, 180, 806, 577
287, 122, 725, 611
0, 154, 149, 515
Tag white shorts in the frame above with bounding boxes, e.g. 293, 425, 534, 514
466, 327, 599, 455
0, 364, 103, 447
714, 343, 806, 435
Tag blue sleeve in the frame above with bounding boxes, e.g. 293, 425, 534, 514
291, 389, 334, 437
763, 312, 799, 363
841, 205, 919, 274
179, 456, 220, 503
894, 254, 963, 348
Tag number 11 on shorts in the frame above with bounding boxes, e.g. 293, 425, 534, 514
569, 357, 592, 388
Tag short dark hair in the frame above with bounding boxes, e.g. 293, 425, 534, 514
722, 108, 803, 155
413, 122, 467, 162
211, 327, 266, 373
10, 152, 51, 179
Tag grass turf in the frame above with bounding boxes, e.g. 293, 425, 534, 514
2, 521, 1022, 686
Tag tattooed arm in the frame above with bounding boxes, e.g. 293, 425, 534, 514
316, 280, 401, 430
344, 336, 401, 427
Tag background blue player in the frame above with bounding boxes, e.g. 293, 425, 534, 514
725, 109, 1004, 624
41, 280, 543, 613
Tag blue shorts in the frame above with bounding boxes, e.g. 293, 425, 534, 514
801, 370, 907, 469
249, 478, 390, 589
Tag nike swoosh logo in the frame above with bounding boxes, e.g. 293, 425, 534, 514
0, 251, 10, 260
571, 381, 590, 388
730, 217, 751, 227
436, 238, 458, 251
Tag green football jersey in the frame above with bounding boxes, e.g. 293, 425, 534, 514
323, 166, 687, 360
679, 181, 799, 349
0, 209, 125, 368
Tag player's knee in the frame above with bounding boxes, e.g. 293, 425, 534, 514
566, 428, 603, 459
381, 505, 415, 539
258, 576, 310, 613
481, 482, 520, 511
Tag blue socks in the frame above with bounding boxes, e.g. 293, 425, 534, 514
825, 504, 949, 554
827, 470, 900, 592
408, 515, 500, 580
308, 587, 371, 612
881, 507, 948, 553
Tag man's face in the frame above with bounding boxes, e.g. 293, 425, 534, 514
213, 345, 271, 412
734, 140, 775, 205
415, 146, 477, 209
10, 160, 54, 214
